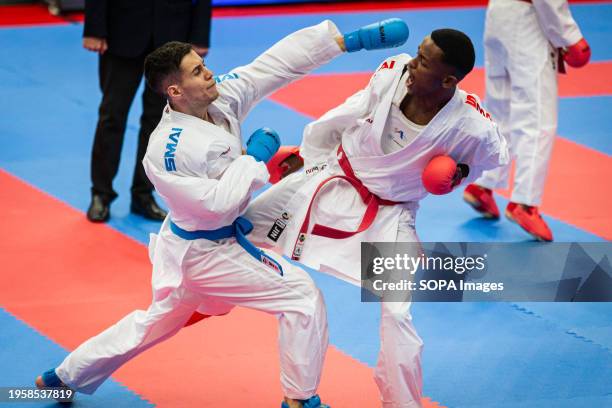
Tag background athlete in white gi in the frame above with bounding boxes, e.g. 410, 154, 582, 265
245, 30, 509, 408
464, 0, 591, 241
34, 19, 409, 408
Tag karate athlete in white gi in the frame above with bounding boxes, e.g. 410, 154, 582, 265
245, 30, 510, 408
464, 0, 591, 241
34, 19, 410, 408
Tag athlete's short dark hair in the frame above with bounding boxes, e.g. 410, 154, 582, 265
431, 28, 476, 80
144, 41, 193, 95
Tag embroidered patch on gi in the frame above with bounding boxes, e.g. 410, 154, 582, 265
305, 163, 327, 176
266, 212, 290, 242
267, 219, 286, 242
291, 233, 307, 260
214, 73, 239, 84
164, 128, 182, 172
261, 255, 283, 276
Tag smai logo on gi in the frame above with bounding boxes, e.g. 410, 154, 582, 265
164, 127, 182, 172
214, 73, 239, 84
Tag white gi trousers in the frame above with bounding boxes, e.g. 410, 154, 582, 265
55, 220, 328, 400
475, 0, 558, 206
246, 173, 424, 408
376, 219, 424, 408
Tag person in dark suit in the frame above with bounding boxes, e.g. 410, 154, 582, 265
83, 0, 212, 222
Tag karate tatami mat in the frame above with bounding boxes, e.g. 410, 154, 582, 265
1, 1, 611, 407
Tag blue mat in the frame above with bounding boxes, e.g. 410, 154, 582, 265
558, 96, 612, 155
414, 302, 612, 407
0, 308, 153, 408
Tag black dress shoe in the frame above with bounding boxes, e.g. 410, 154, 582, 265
87, 194, 110, 223
130, 195, 167, 221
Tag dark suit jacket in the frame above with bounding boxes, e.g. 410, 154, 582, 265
83, 0, 212, 58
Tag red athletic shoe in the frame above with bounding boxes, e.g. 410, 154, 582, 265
463, 184, 500, 219
505, 202, 553, 242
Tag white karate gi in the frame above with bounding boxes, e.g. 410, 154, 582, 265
246, 54, 509, 407
54, 21, 345, 400
475, 0, 583, 206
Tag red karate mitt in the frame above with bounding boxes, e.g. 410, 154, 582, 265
564, 38, 591, 68
422, 155, 469, 195
266, 145, 303, 184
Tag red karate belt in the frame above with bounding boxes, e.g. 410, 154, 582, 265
291, 145, 400, 260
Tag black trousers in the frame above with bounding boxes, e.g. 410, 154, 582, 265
90, 51, 165, 202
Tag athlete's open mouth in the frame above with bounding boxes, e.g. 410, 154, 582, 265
407, 74, 415, 88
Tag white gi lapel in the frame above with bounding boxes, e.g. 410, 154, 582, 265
413, 87, 461, 144
367, 54, 413, 156
343, 84, 463, 202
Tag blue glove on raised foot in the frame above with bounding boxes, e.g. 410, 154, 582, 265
343, 18, 409, 53
246, 127, 281, 163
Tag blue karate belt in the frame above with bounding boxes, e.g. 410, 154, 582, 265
169, 216, 283, 276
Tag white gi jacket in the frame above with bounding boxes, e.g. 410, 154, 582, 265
142, 21, 344, 295
528, 0, 583, 47
261, 54, 510, 284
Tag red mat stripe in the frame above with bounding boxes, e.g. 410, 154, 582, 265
0, 169, 444, 407
212, 0, 611, 18
2, 1, 609, 27
212, 0, 488, 18
460, 62, 612, 100
0, 2, 487, 28
269, 61, 612, 119
0, 4, 82, 27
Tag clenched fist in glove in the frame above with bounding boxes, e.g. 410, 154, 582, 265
343, 18, 409, 53
422, 155, 469, 195
246, 127, 281, 163
266, 146, 304, 184
564, 38, 591, 68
